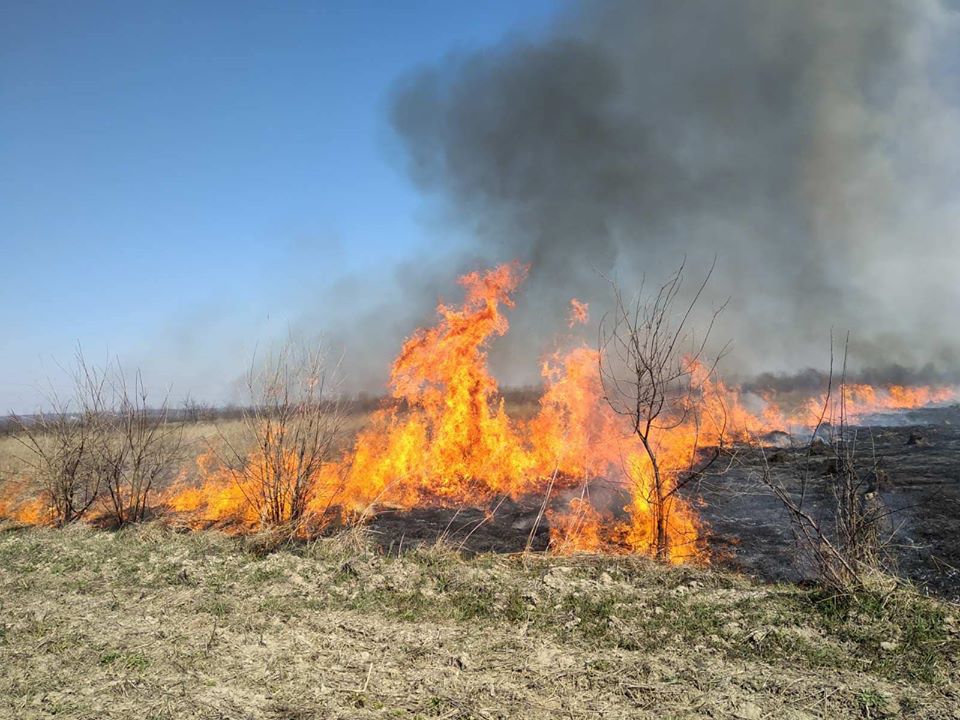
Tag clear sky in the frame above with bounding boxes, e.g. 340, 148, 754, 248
0, 0, 566, 411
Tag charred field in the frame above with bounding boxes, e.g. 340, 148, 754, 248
700, 405, 960, 603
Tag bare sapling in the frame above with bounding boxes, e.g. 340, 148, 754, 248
219, 342, 345, 530
599, 259, 728, 561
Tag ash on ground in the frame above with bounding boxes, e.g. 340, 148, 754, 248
698, 404, 960, 601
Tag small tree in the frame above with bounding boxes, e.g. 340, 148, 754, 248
219, 343, 344, 528
598, 260, 726, 560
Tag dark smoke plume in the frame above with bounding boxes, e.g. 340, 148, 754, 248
389, 0, 960, 386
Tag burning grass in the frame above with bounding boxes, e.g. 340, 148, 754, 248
151, 263, 956, 559
143, 262, 718, 558
0, 524, 957, 719
2, 262, 959, 565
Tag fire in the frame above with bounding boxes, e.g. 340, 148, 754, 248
828, 384, 956, 424
162, 456, 260, 528
4, 262, 958, 562
568, 298, 589, 327
548, 497, 607, 553
329, 262, 536, 508
314, 264, 709, 559
163, 262, 709, 559
0, 478, 51, 525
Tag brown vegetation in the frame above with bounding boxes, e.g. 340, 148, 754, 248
0, 525, 956, 719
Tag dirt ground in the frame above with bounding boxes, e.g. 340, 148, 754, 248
1, 525, 958, 719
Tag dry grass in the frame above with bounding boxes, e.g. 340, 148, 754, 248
1, 396, 507, 495
1, 523, 957, 719
0, 434, 28, 480
2, 399, 958, 716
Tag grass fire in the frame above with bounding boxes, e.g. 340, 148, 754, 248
4, 260, 959, 717
4, 1, 960, 718
6, 261, 956, 562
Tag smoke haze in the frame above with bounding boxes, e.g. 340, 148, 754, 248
388, 0, 960, 386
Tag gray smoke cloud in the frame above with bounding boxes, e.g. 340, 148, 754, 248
388, 0, 960, 386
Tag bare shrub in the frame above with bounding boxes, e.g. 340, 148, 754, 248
10, 352, 107, 526
97, 369, 182, 526
218, 342, 344, 529
11, 352, 183, 527
598, 260, 728, 560
757, 336, 895, 594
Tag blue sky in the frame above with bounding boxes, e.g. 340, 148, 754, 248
0, 0, 567, 411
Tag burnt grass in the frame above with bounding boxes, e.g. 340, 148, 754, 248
360, 405, 960, 602
698, 405, 960, 602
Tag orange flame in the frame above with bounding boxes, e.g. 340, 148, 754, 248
5, 262, 958, 562
548, 497, 607, 553
317, 265, 707, 559
568, 298, 589, 328
0, 479, 51, 525
825, 383, 956, 425
328, 262, 536, 509
161, 455, 260, 529
160, 263, 708, 559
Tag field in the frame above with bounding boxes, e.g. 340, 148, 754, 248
1, 524, 958, 719
4, 396, 960, 718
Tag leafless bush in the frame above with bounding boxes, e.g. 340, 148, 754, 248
757, 337, 895, 594
599, 259, 728, 560
218, 342, 345, 529
11, 352, 183, 527
97, 369, 182, 526
10, 352, 107, 526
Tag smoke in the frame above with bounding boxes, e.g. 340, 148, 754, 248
744, 363, 960, 396
389, 0, 960, 385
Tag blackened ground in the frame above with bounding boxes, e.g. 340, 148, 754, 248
699, 405, 960, 601
364, 405, 960, 601
365, 481, 632, 555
